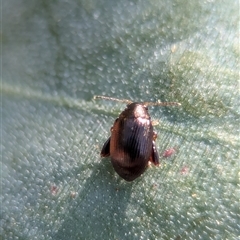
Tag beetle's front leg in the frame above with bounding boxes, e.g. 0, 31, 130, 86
153, 131, 157, 141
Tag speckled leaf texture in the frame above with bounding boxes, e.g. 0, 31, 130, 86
1, 0, 239, 239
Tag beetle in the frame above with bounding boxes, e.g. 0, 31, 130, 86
94, 95, 181, 181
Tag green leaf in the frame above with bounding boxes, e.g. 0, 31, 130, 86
2, 0, 239, 239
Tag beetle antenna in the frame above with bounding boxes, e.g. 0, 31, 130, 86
144, 101, 181, 107
94, 95, 132, 104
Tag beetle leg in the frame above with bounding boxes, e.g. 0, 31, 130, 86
149, 132, 159, 165
101, 137, 111, 157
153, 131, 157, 141
150, 140, 160, 165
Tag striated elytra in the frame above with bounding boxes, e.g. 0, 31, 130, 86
94, 95, 181, 181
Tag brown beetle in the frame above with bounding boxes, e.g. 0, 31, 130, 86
95, 96, 181, 181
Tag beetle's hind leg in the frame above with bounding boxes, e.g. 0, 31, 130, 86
101, 137, 111, 157
149, 132, 160, 165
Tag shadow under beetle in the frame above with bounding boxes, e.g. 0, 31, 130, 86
94, 95, 181, 181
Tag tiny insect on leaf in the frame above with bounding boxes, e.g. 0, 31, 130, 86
95, 95, 181, 181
